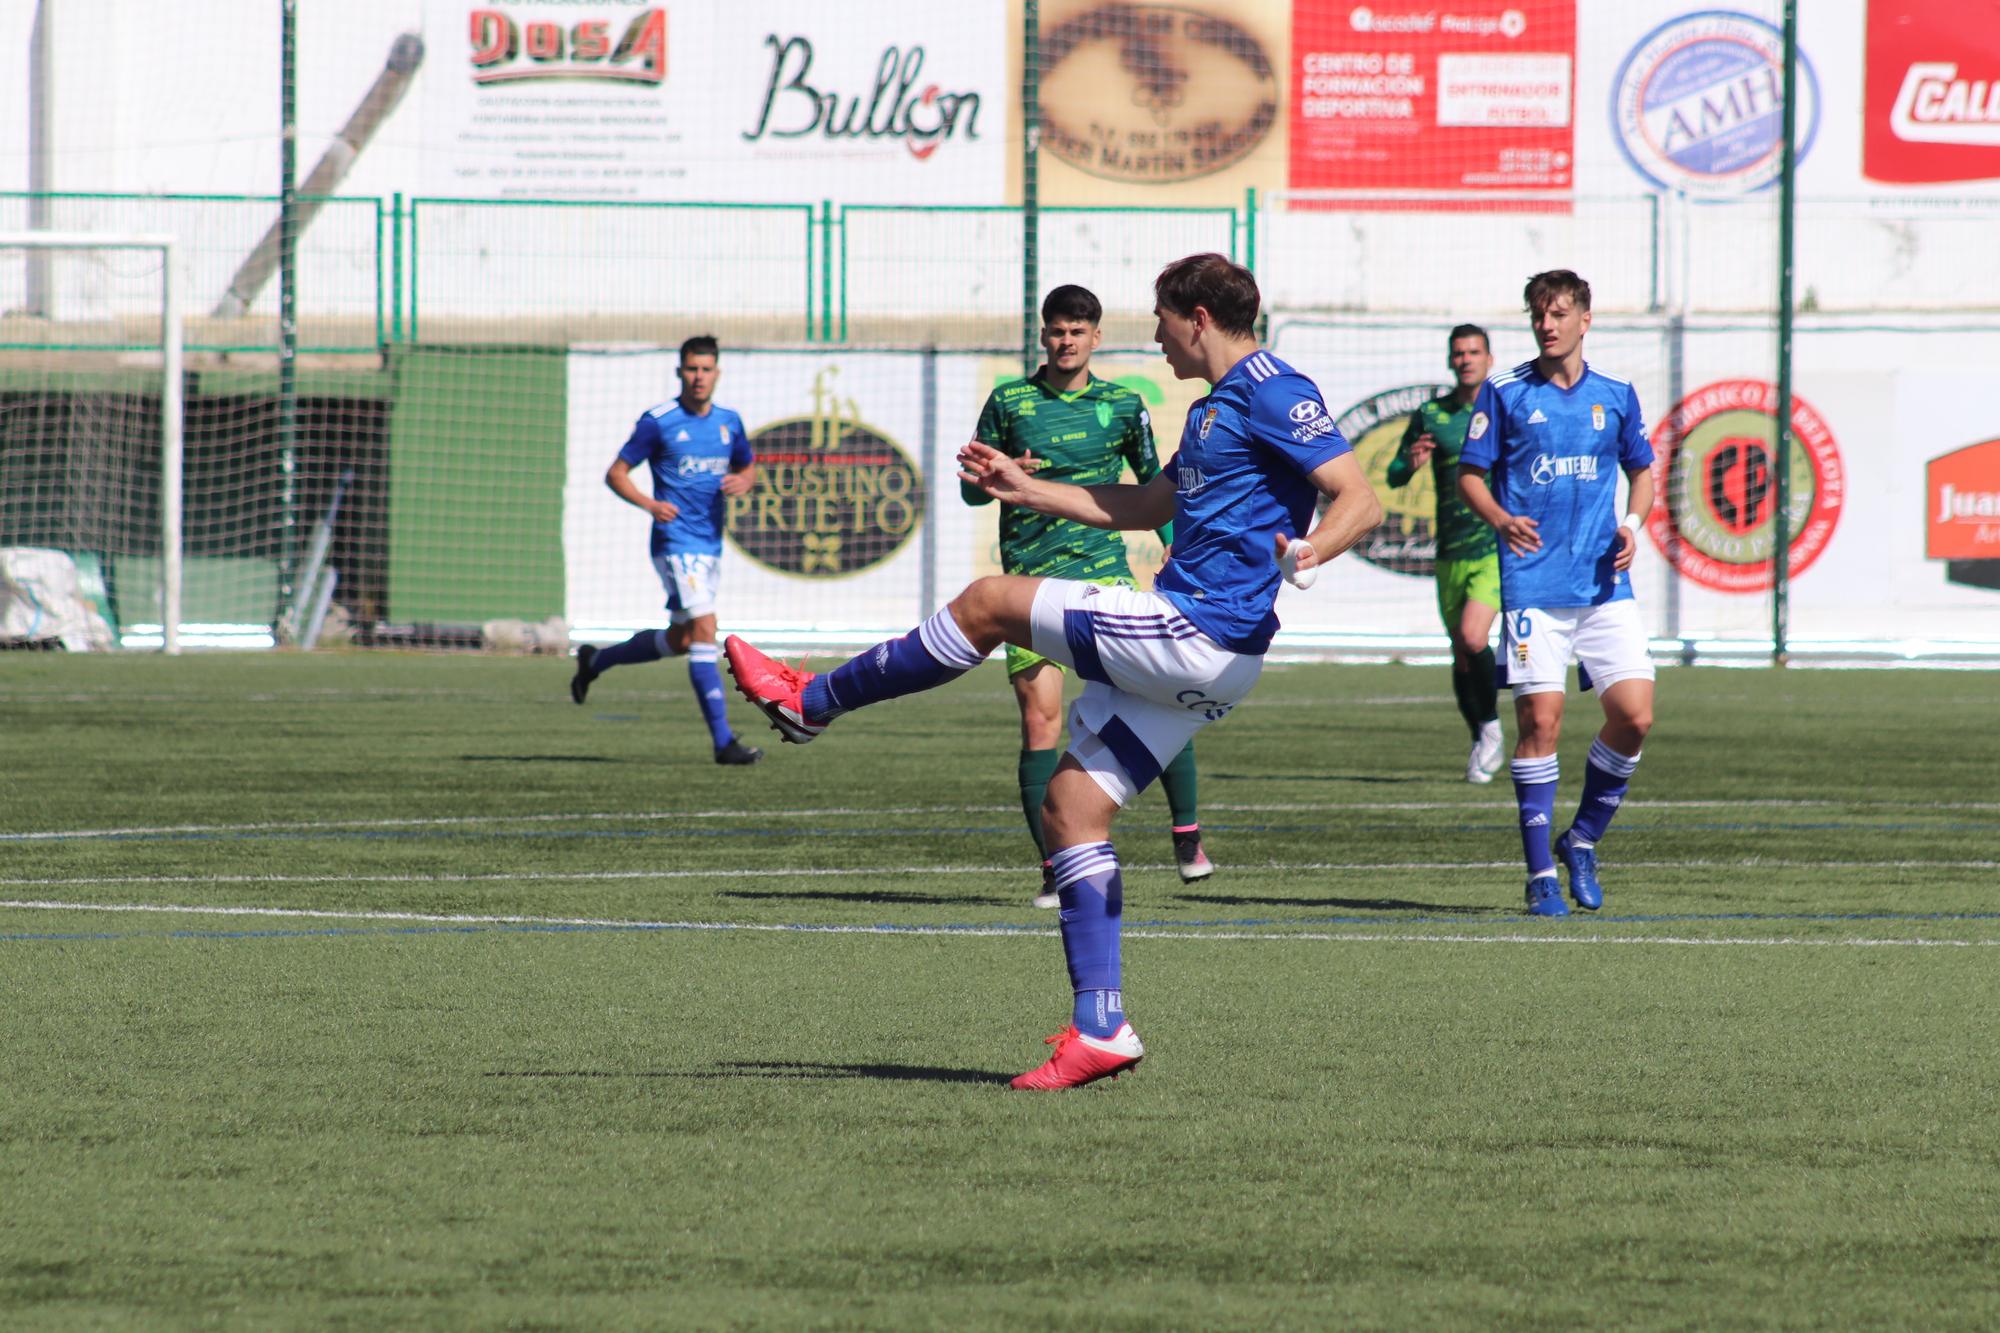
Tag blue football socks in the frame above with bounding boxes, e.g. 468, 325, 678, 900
687, 643, 734, 750
590, 627, 671, 673
1511, 754, 1560, 881
803, 607, 986, 722
1569, 738, 1641, 846
1050, 841, 1124, 1038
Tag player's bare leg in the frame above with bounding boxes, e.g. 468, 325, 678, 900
1014, 663, 1066, 908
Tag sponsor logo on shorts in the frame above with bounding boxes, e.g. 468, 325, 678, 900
1612, 11, 1818, 195
1646, 378, 1845, 594
1176, 688, 1233, 720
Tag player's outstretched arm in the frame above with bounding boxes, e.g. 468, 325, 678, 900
958, 442, 1174, 531
1280, 452, 1384, 584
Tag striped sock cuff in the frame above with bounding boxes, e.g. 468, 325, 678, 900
1587, 738, 1641, 779
917, 608, 987, 670
1510, 755, 1560, 785
687, 642, 720, 664
1050, 840, 1118, 890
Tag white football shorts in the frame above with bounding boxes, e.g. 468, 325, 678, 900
1501, 599, 1656, 697
651, 551, 720, 623
1027, 578, 1265, 806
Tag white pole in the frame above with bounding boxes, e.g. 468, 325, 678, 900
0, 233, 182, 652
160, 239, 183, 656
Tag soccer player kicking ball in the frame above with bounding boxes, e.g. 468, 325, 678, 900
1385, 323, 1506, 783
1457, 270, 1657, 918
727, 255, 1381, 1088
966, 283, 1214, 909
569, 335, 764, 766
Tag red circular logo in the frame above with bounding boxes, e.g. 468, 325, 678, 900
1645, 379, 1844, 593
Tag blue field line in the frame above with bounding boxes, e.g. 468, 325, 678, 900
5, 908, 2000, 948
9, 817, 2000, 848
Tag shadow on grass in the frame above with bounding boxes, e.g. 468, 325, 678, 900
458, 754, 624, 764
485, 1062, 1010, 1085
1178, 891, 1500, 914
717, 888, 1001, 906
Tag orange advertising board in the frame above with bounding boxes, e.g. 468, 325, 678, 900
1926, 437, 2000, 560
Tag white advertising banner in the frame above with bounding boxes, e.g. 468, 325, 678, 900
418, 0, 1008, 202
1270, 319, 2000, 650
570, 335, 2000, 653
566, 348, 987, 639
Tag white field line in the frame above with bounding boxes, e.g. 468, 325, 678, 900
5, 797, 1999, 843
2, 856, 1997, 891
1, 898, 1994, 948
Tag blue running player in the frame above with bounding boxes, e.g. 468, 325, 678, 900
725, 255, 1382, 1088
1457, 270, 1657, 917
570, 335, 764, 766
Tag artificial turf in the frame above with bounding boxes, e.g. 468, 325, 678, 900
3, 652, 1996, 1328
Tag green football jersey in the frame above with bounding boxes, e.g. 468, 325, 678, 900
964, 370, 1171, 578
1386, 392, 1498, 562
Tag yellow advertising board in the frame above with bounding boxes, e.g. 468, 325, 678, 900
1031, 0, 1294, 207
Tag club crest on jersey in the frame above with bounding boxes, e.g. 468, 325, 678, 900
1199, 405, 1218, 439
721, 425, 732, 444
1095, 401, 1113, 429
1468, 411, 1490, 441
1592, 404, 1606, 431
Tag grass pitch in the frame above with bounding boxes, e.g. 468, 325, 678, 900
2, 652, 1997, 1329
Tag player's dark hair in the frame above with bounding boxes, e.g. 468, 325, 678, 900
1154, 253, 1260, 337
1041, 284, 1102, 326
679, 334, 720, 363
1448, 323, 1490, 351
1524, 270, 1591, 314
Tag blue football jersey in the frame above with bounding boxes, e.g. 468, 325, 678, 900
1461, 360, 1653, 609
1155, 350, 1353, 654
617, 401, 754, 557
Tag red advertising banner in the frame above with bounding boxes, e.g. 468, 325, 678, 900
1864, 0, 2000, 183
1926, 439, 2000, 560
1288, 1, 1575, 196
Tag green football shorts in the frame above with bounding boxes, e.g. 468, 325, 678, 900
1435, 554, 1501, 630
1005, 573, 1139, 677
